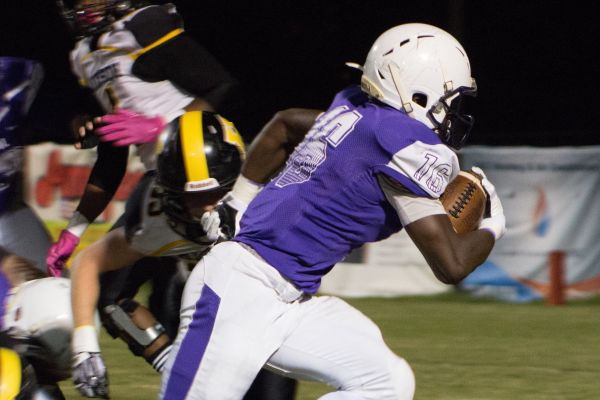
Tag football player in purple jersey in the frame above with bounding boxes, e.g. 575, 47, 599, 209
161, 23, 506, 400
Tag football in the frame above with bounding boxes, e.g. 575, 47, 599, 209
440, 171, 487, 234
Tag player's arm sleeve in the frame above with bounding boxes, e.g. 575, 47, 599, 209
377, 174, 446, 226
128, 6, 239, 111
75, 142, 129, 221
135, 35, 238, 110
374, 138, 460, 199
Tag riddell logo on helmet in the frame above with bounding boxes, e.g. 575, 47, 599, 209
185, 179, 219, 191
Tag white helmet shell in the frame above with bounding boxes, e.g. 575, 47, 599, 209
3, 277, 98, 381
360, 23, 475, 131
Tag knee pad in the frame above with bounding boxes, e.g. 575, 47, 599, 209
102, 299, 172, 365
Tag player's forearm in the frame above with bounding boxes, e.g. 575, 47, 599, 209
406, 214, 494, 284
437, 230, 495, 283
71, 229, 145, 327
241, 124, 291, 184
242, 108, 319, 183
70, 251, 102, 328
75, 183, 114, 223
74, 142, 129, 224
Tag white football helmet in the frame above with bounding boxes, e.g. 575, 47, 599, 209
3, 277, 99, 381
357, 23, 477, 149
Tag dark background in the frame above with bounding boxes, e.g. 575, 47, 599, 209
1, 0, 598, 146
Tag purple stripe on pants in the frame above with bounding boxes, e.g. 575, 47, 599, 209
163, 284, 221, 399
0, 270, 11, 330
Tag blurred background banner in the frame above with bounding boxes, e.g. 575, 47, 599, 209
21, 144, 600, 302
459, 146, 600, 302
24, 143, 145, 225
23, 143, 146, 264
320, 230, 451, 298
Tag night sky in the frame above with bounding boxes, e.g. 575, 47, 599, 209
1, 0, 598, 146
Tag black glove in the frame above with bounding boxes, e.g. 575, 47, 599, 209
71, 114, 100, 149
216, 192, 248, 239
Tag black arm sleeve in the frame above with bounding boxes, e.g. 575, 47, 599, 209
133, 34, 239, 110
126, 6, 238, 111
87, 141, 129, 194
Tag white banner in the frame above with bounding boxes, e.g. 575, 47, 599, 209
320, 230, 451, 297
27, 144, 600, 301
459, 146, 600, 301
24, 143, 146, 224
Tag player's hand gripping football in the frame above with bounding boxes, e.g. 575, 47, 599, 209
471, 166, 506, 240
95, 109, 166, 146
72, 351, 110, 398
46, 229, 80, 277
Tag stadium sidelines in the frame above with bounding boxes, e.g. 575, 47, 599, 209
56, 291, 600, 399
46, 222, 600, 399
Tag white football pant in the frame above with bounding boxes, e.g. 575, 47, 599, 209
160, 241, 415, 400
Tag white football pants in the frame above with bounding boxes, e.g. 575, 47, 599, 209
160, 241, 415, 400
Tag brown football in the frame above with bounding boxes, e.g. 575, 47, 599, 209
440, 171, 487, 234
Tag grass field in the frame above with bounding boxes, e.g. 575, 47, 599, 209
58, 291, 600, 400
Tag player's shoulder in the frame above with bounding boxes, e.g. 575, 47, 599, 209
331, 85, 368, 106
372, 112, 458, 198
375, 109, 439, 149
117, 4, 184, 47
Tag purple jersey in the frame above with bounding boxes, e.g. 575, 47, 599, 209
236, 86, 458, 293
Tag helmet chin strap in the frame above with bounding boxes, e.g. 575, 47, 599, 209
387, 63, 414, 116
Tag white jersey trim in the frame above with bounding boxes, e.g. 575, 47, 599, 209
386, 140, 459, 198
378, 175, 446, 226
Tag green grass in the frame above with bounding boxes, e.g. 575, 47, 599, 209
60, 292, 600, 399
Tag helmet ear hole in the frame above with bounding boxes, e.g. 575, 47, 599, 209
412, 93, 427, 107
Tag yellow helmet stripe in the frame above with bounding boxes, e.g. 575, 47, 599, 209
217, 115, 246, 159
180, 112, 209, 183
0, 348, 22, 400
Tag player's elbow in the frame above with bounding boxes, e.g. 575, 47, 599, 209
430, 260, 470, 285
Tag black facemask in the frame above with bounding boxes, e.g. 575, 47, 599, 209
428, 86, 477, 150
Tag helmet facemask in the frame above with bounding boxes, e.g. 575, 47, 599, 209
56, 0, 140, 38
427, 81, 477, 150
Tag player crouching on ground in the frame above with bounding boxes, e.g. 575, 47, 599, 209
67, 108, 318, 398
1, 246, 95, 399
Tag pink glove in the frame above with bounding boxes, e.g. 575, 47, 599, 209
95, 109, 166, 146
46, 230, 80, 277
